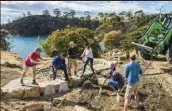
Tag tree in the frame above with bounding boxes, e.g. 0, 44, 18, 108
41, 28, 99, 57
98, 12, 104, 21
69, 10, 75, 18
0, 29, 10, 51
52, 8, 61, 17
102, 31, 121, 50
27, 11, 32, 16
126, 11, 133, 20
63, 12, 69, 18
42, 10, 50, 15
84, 11, 91, 20
119, 11, 127, 20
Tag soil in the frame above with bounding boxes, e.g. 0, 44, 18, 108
1, 51, 172, 111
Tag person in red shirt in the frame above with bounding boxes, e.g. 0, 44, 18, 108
20, 48, 42, 85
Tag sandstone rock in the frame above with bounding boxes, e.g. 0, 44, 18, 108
97, 78, 109, 87
44, 85, 55, 96
70, 76, 85, 87
2, 78, 40, 99
118, 55, 127, 61
74, 105, 90, 111
21, 103, 44, 111
38, 80, 61, 93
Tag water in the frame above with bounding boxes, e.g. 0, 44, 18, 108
7, 36, 47, 60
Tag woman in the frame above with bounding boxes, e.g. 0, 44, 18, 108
80, 43, 95, 77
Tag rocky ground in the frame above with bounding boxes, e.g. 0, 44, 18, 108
1, 51, 172, 111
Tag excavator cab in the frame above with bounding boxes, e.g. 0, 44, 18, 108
132, 15, 172, 64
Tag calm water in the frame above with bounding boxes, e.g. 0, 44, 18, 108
7, 36, 47, 60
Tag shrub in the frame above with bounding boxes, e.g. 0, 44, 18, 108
121, 25, 149, 52
102, 31, 121, 50
0, 29, 10, 51
41, 28, 99, 57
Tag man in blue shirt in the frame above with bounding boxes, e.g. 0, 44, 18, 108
52, 52, 69, 82
123, 54, 143, 111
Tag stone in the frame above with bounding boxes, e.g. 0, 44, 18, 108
44, 85, 55, 96
2, 77, 40, 99
21, 103, 44, 111
70, 76, 85, 87
118, 55, 127, 61
74, 105, 90, 111
38, 80, 61, 93
97, 78, 109, 87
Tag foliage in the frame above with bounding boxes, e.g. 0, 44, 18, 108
0, 29, 10, 51
41, 28, 99, 57
1, 9, 100, 36
121, 25, 149, 52
102, 31, 121, 50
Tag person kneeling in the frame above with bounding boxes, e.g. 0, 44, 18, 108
52, 52, 70, 82
107, 63, 124, 96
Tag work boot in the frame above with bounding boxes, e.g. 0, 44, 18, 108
20, 79, 25, 86
32, 80, 38, 85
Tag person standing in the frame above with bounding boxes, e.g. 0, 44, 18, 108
52, 52, 70, 82
123, 54, 143, 111
20, 48, 42, 86
67, 41, 79, 76
80, 43, 94, 77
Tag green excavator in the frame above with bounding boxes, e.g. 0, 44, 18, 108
132, 14, 172, 64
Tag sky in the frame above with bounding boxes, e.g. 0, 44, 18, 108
1, 1, 172, 24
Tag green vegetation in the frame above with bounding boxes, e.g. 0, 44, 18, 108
41, 28, 99, 57
1, 9, 99, 36
0, 29, 10, 51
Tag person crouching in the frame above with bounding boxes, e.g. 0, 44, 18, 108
107, 63, 124, 96
52, 52, 70, 82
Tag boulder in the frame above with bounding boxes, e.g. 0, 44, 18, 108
74, 105, 90, 111
69, 76, 85, 87
44, 85, 55, 96
97, 78, 110, 87
2, 77, 40, 99
21, 103, 44, 111
38, 80, 62, 93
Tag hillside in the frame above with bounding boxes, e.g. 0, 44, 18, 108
1, 15, 100, 36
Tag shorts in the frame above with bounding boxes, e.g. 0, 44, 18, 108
23, 64, 36, 73
108, 80, 120, 89
125, 82, 140, 99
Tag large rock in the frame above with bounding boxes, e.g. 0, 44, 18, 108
97, 78, 110, 87
2, 77, 40, 99
21, 103, 44, 111
74, 105, 90, 111
69, 76, 85, 87
38, 79, 62, 93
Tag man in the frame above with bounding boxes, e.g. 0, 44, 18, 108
52, 52, 70, 82
67, 41, 79, 76
107, 63, 124, 96
21, 48, 42, 86
123, 54, 143, 111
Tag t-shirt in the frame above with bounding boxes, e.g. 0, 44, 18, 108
109, 71, 124, 86
83, 48, 93, 58
67, 47, 79, 59
52, 56, 66, 68
24, 51, 41, 67
125, 62, 143, 85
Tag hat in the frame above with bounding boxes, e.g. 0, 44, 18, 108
35, 47, 42, 52
69, 41, 75, 45
110, 63, 116, 70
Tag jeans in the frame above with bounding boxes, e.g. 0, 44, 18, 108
52, 66, 69, 81
82, 57, 94, 74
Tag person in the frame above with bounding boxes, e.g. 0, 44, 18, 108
67, 41, 79, 76
52, 52, 70, 82
107, 63, 124, 96
20, 48, 42, 86
123, 54, 143, 111
80, 43, 94, 77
